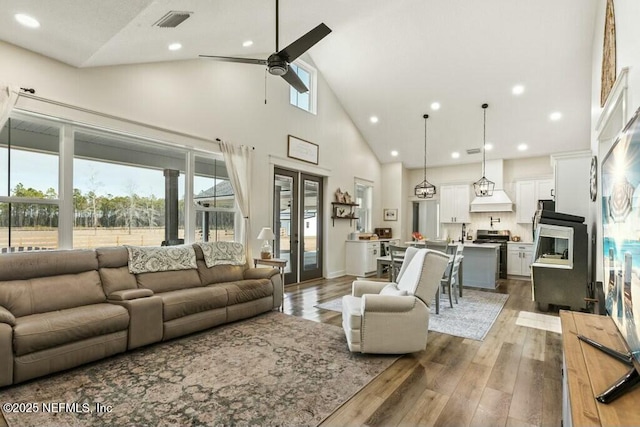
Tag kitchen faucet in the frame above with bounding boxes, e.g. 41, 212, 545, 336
490, 216, 501, 229
460, 223, 466, 243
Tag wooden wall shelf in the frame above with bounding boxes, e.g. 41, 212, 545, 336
331, 202, 359, 226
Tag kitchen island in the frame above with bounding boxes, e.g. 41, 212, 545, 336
461, 242, 500, 289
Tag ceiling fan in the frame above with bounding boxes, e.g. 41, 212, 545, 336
199, 0, 331, 93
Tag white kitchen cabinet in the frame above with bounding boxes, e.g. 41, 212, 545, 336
440, 184, 470, 223
552, 152, 591, 219
537, 179, 555, 201
507, 242, 533, 276
346, 241, 381, 276
515, 179, 554, 223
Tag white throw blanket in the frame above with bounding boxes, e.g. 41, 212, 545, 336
196, 242, 246, 268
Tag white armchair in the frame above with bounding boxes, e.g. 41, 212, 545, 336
342, 247, 450, 354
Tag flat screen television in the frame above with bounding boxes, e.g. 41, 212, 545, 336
599, 105, 640, 402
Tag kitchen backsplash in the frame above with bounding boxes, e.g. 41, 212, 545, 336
441, 211, 535, 243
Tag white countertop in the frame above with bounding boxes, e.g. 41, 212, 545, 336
507, 241, 534, 245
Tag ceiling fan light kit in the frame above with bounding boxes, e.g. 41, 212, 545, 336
199, 0, 331, 94
267, 54, 287, 76
473, 103, 495, 197
415, 114, 436, 199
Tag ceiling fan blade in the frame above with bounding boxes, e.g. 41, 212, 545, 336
198, 55, 268, 66
281, 67, 308, 93
278, 23, 331, 62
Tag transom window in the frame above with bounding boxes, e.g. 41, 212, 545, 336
289, 61, 317, 114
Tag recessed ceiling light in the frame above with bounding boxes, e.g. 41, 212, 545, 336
15, 13, 40, 28
484, 143, 493, 151
518, 143, 528, 151
390, 150, 398, 157
168, 42, 182, 51
451, 152, 460, 159
550, 111, 562, 121
431, 102, 440, 111
370, 116, 379, 124
512, 85, 525, 95
242, 40, 254, 47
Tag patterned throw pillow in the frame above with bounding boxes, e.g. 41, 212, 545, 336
196, 241, 246, 268
126, 245, 197, 274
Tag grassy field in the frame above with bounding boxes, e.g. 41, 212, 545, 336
0, 228, 318, 256
0, 227, 234, 250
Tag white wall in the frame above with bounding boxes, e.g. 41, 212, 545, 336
381, 162, 404, 239
590, 0, 640, 284
0, 41, 381, 278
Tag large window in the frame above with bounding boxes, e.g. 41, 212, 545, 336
0, 118, 60, 250
193, 155, 235, 242
73, 131, 187, 248
289, 61, 317, 114
0, 110, 233, 250
355, 181, 373, 233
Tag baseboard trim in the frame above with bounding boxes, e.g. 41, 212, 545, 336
326, 270, 346, 279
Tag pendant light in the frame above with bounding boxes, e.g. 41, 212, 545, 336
415, 114, 436, 198
473, 103, 495, 197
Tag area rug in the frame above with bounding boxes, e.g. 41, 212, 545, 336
1, 312, 397, 427
315, 289, 508, 341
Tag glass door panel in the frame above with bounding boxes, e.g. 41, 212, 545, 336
274, 168, 298, 285
274, 169, 323, 284
300, 174, 322, 281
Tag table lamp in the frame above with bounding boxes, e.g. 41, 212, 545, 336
257, 227, 275, 259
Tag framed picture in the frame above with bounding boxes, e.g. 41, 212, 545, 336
383, 208, 398, 221
601, 0, 616, 107
288, 135, 319, 165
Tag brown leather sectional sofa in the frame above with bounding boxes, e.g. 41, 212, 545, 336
0, 245, 283, 386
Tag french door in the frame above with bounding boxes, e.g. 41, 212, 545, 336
274, 168, 323, 284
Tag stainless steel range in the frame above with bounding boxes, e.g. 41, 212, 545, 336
474, 229, 511, 279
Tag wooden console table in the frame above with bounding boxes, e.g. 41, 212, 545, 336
253, 258, 287, 311
560, 310, 640, 426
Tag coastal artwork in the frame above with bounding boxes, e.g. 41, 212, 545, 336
601, 106, 640, 362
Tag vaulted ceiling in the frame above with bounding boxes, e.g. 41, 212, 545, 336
0, 0, 599, 168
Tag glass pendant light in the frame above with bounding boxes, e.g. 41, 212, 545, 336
415, 114, 436, 198
473, 103, 495, 197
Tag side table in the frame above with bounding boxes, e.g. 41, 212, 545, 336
253, 257, 287, 311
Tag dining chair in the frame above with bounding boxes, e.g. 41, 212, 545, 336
440, 244, 464, 308
388, 245, 408, 282
425, 241, 449, 253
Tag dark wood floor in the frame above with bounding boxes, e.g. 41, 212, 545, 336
0, 276, 562, 427
283, 276, 563, 427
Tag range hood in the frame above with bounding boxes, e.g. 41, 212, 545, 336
470, 159, 514, 212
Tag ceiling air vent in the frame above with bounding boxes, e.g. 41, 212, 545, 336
466, 148, 481, 155
153, 11, 192, 28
